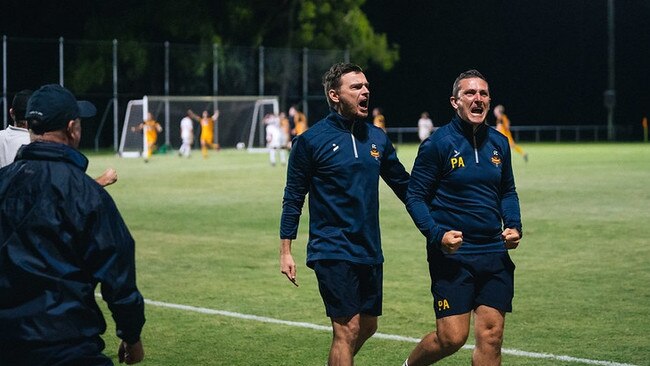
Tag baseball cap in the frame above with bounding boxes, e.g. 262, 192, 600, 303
25, 84, 97, 134
11, 89, 33, 121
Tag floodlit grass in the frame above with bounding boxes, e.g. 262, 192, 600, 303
85, 143, 650, 365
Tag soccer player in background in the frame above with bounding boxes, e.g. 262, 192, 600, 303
188, 108, 220, 158
264, 112, 286, 166
131, 112, 162, 162
0, 84, 145, 365
179, 112, 194, 158
289, 105, 308, 136
402, 70, 522, 366
278, 111, 291, 149
417, 111, 434, 142
279, 62, 410, 366
372, 107, 386, 132
494, 104, 528, 162
0, 89, 32, 168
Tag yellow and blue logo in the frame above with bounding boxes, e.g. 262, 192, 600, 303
370, 144, 380, 160
491, 150, 502, 167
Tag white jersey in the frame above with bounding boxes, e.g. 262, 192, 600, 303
180, 117, 193, 141
266, 123, 282, 149
0, 125, 31, 168
418, 117, 434, 142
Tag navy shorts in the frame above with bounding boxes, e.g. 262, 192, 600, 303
0, 336, 112, 366
312, 260, 383, 318
428, 251, 515, 318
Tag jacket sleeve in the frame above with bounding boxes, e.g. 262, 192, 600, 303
83, 190, 145, 345
499, 144, 523, 236
405, 139, 446, 249
379, 137, 410, 203
280, 135, 312, 239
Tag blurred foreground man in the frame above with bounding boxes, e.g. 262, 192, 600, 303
0, 84, 145, 365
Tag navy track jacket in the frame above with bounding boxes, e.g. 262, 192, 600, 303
280, 111, 410, 266
406, 115, 522, 254
0, 142, 145, 345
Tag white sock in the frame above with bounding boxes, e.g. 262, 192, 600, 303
402, 359, 409, 366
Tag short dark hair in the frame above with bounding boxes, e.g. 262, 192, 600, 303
10, 89, 33, 124
452, 69, 488, 98
322, 62, 363, 107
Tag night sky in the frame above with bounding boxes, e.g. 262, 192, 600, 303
362, 1, 650, 135
2, 1, 649, 139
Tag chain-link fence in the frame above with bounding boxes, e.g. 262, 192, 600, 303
1, 36, 350, 150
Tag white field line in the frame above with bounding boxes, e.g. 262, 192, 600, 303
99, 295, 638, 366
143, 298, 640, 366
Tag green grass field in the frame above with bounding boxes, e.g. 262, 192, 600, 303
86, 143, 650, 365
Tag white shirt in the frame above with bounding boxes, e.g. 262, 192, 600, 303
0, 125, 31, 168
180, 117, 193, 140
417, 117, 434, 142
266, 123, 282, 148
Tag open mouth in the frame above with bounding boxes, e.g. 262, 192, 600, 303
471, 106, 484, 114
359, 99, 368, 111
359, 99, 369, 110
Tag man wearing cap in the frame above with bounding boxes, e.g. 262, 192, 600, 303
0, 89, 32, 168
0, 84, 146, 365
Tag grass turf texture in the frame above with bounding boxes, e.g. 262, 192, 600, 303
85, 143, 650, 365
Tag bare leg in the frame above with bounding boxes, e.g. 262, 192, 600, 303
472, 305, 505, 366
328, 314, 377, 366
406, 313, 471, 366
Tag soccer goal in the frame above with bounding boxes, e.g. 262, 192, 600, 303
119, 95, 279, 157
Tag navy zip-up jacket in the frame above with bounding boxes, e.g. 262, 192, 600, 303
280, 111, 410, 266
406, 115, 522, 254
0, 142, 145, 345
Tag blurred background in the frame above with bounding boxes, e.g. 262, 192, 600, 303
2, 0, 649, 148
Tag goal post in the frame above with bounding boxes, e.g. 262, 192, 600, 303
119, 95, 279, 157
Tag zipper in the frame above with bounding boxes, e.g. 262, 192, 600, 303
351, 121, 358, 158
472, 132, 479, 163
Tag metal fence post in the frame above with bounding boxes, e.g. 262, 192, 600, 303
164, 41, 170, 146
113, 39, 118, 152
2, 35, 7, 128
302, 47, 308, 118
59, 37, 64, 86
259, 46, 265, 96
213, 43, 219, 96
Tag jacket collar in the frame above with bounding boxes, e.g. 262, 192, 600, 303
15, 141, 89, 172
450, 114, 489, 145
326, 109, 368, 135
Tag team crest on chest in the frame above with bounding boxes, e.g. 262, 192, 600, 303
370, 144, 380, 160
491, 150, 502, 167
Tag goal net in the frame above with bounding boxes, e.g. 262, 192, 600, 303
119, 95, 279, 157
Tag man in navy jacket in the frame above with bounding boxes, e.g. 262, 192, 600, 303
402, 70, 522, 366
280, 63, 410, 365
0, 84, 145, 365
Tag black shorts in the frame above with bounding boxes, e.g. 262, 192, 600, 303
428, 251, 515, 318
312, 260, 383, 318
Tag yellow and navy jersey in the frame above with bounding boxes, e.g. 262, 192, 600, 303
406, 115, 521, 254
200, 117, 214, 138
143, 119, 160, 143
280, 111, 410, 266
373, 114, 385, 130
294, 112, 308, 135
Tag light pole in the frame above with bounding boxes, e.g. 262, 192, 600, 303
605, 0, 616, 141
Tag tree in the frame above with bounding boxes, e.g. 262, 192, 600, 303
67, 0, 398, 94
